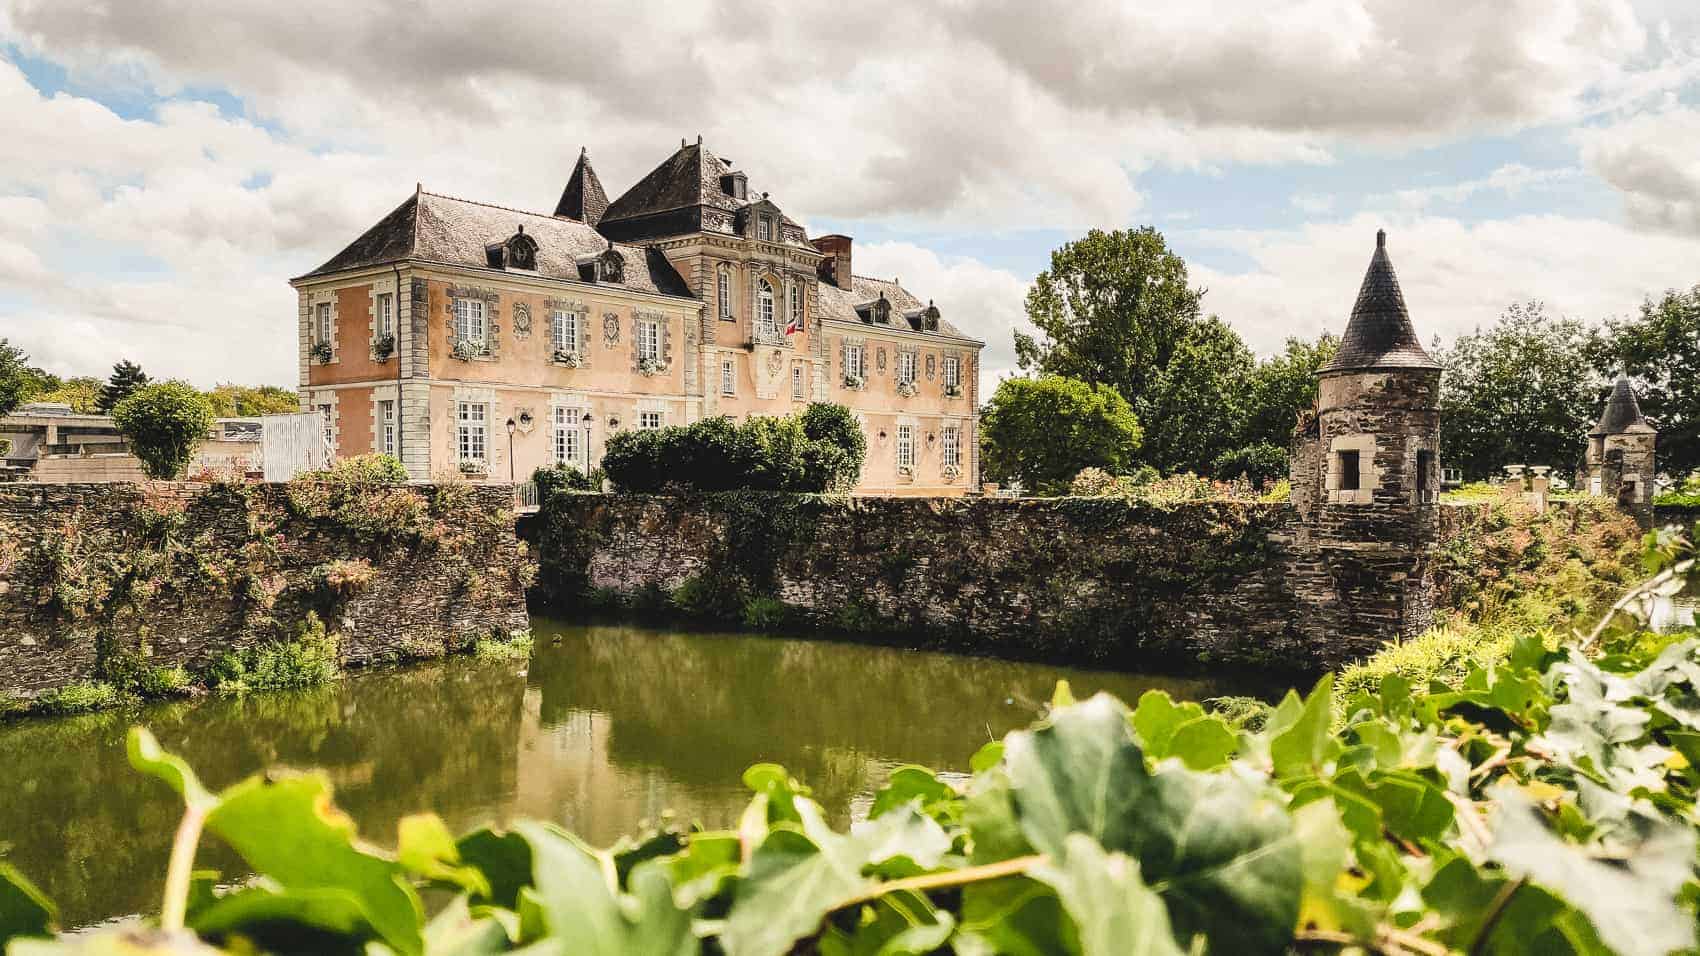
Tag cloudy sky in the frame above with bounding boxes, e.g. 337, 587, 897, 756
3, 0, 1700, 387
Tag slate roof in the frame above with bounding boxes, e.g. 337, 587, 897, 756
816, 275, 979, 341
601, 141, 804, 240
298, 190, 693, 299
554, 148, 609, 225
1319, 230, 1441, 374
1593, 377, 1655, 435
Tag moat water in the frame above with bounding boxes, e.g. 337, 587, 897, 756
0, 618, 1281, 927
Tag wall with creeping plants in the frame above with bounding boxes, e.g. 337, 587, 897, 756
0, 479, 533, 703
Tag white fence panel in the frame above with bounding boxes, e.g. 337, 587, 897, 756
260, 412, 330, 481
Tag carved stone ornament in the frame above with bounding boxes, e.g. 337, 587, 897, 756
765, 350, 784, 376
603, 312, 621, 348
515, 407, 536, 435
876, 347, 888, 372
512, 303, 533, 338
925, 354, 936, 380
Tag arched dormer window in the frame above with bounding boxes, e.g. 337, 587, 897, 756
597, 247, 625, 284
505, 227, 538, 270
717, 264, 732, 320
757, 278, 777, 338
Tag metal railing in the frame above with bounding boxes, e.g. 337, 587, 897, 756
514, 480, 540, 513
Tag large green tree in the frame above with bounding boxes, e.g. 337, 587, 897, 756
1436, 302, 1601, 481
111, 381, 215, 479
979, 375, 1144, 494
205, 383, 301, 417
1592, 286, 1700, 476
1239, 334, 1339, 451
0, 339, 30, 418
97, 360, 150, 414
1015, 227, 1257, 474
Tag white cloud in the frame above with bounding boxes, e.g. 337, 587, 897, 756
1291, 193, 1336, 215
851, 242, 1032, 382
1190, 213, 1700, 356
1380, 164, 1583, 211
1578, 106, 1700, 234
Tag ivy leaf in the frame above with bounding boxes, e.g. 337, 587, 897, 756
126, 727, 216, 814
513, 821, 696, 956
854, 801, 952, 877
955, 876, 1076, 956
1030, 834, 1184, 956
818, 897, 955, 956
1290, 799, 1378, 938
664, 831, 741, 908
0, 861, 56, 947
720, 800, 873, 956
1131, 691, 1236, 770
1269, 675, 1335, 779
397, 814, 491, 898
871, 765, 959, 820
1005, 693, 1301, 955
203, 772, 424, 956
454, 827, 533, 910
187, 885, 372, 940
1422, 857, 1610, 956
420, 895, 514, 956
1487, 784, 1696, 956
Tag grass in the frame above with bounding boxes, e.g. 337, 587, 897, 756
206, 613, 340, 694
28, 681, 121, 717
472, 629, 535, 661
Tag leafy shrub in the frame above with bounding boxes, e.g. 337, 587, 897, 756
1210, 442, 1287, 487
740, 595, 790, 630
207, 613, 339, 693
472, 629, 535, 660
28, 681, 119, 716
99, 650, 191, 700
670, 572, 746, 622
313, 558, 375, 597
531, 463, 600, 494
981, 374, 1145, 494
603, 405, 863, 493
110, 381, 216, 479
296, 453, 407, 486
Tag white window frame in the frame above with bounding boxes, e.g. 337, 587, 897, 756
316, 403, 333, 451
757, 215, 772, 241
943, 355, 960, 388
315, 303, 332, 344
846, 345, 865, 379
792, 365, 804, 400
637, 319, 661, 361
898, 350, 917, 385
789, 283, 803, 328
457, 401, 488, 463
896, 424, 915, 469
376, 293, 394, 340
552, 406, 584, 468
378, 399, 396, 456
717, 265, 732, 319
721, 357, 736, 395
453, 298, 488, 349
638, 410, 665, 431
551, 310, 579, 352
941, 425, 961, 467
757, 279, 777, 338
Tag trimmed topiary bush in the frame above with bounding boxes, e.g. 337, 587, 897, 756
602, 403, 865, 493
111, 381, 216, 480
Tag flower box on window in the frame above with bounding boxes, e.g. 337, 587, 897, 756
310, 341, 333, 364
843, 373, 865, 390
896, 464, 915, 479
637, 356, 668, 376
457, 459, 487, 476
452, 339, 489, 361
942, 463, 962, 482
552, 349, 584, 368
943, 383, 963, 398
371, 333, 395, 362
896, 380, 918, 398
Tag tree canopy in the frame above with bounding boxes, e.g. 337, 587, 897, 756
97, 360, 150, 414
111, 381, 215, 480
980, 375, 1144, 493
0, 339, 30, 419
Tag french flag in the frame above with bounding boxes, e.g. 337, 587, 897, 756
785, 314, 800, 337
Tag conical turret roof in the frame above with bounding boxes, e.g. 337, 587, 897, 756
1319, 230, 1440, 374
555, 148, 609, 225
1592, 376, 1654, 435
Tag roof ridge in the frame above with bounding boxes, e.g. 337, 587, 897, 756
420, 189, 571, 223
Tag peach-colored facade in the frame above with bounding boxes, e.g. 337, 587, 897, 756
291, 145, 983, 493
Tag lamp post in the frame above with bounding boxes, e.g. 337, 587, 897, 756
505, 418, 517, 482
580, 412, 593, 474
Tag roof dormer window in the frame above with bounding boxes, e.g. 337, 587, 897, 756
488, 225, 539, 271
720, 171, 748, 200
757, 215, 772, 242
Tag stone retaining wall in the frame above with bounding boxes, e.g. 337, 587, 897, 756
530, 493, 1466, 672
0, 481, 531, 697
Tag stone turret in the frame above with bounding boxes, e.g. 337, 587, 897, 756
1584, 376, 1657, 526
1290, 230, 1442, 653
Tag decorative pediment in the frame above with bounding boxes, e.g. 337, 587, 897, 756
486, 225, 539, 270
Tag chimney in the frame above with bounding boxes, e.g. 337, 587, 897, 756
811, 234, 853, 290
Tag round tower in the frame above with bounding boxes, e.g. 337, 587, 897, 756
1584, 376, 1657, 525
1307, 229, 1442, 526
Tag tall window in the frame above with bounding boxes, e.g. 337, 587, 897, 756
898, 351, 916, 384
845, 345, 865, 380
717, 265, 732, 320
551, 310, 579, 352
941, 425, 961, 467
757, 279, 777, 337
453, 299, 487, 349
316, 403, 333, 450
637, 320, 661, 361
553, 407, 582, 467
457, 402, 487, 463
792, 365, 804, 399
376, 293, 394, 339
378, 399, 396, 456
721, 358, 736, 395
757, 215, 772, 241
896, 424, 915, 469
943, 355, 960, 388
639, 410, 664, 430
314, 303, 332, 344
1337, 450, 1361, 491
789, 283, 803, 329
